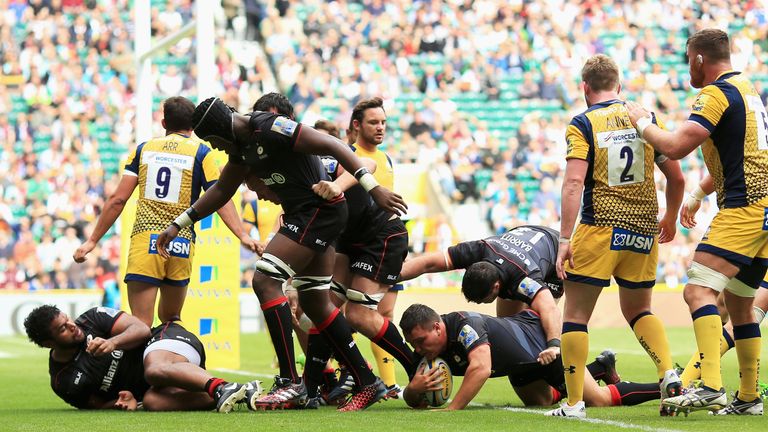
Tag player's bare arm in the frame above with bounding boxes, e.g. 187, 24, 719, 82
312, 157, 378, 200
74, 174, 139, 263
157, 162, 248, 258
293, 126, 407, 215
398, 251, 453, 282
445, 344, 492, 410
85, 313, 150, 357
215, 199, 259, 253
557, 158, 588, 280
656, 158, 685, 243
530, 289, 562, 365
626, 101, 710, 159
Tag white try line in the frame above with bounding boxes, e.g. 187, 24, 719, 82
501, 407, 685, 432
0, 351, 15, 358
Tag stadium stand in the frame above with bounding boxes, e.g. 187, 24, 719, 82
1, 0, 768, 290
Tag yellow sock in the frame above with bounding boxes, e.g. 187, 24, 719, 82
371, 342, 397, 386
734, 324, 761, 401
631, 313, 672, 379
692, 306, 723, 390
680, 327, 733, 387
562, 323, 589, 405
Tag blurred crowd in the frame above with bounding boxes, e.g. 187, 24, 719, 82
2, 0, 768, 290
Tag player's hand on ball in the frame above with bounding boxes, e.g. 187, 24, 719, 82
370, 186, 408, 216
86, 337, 116, 357
115, 391, 138, 411
625, 101, 651, 127
156, 225, 180, 258
408, 363, 445, 393
73, 240, 96, 263
312, 180, 342, 200
537, 347, 560, 365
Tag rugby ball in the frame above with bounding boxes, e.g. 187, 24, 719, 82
419, 356, 453, 407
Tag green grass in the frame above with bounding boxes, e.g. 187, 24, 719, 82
1, 326, 767, 431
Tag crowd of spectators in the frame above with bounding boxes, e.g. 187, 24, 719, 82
2, 0, 768, 290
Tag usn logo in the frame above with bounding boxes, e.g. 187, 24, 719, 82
763, 208, 768, 231
199, 265, 219, 283
610, 228, 654, 254
199, 318, 219, 336
149, 234, 190, 258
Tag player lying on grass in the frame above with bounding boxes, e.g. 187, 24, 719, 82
24, 305, 259, 412
399, 304, 661, 412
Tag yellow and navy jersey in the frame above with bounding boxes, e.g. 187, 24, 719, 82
566, 99, 665, 236
688, 71, 768, 208
242, 199, 257, 226
124, 133, 220, 241
351, 143, 394, 189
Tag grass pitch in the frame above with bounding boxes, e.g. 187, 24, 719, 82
1, 326, 766, 432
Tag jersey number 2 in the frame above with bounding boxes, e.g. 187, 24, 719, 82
608, 141, 644, 186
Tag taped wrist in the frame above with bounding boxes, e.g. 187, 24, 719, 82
173, 208, 201, 229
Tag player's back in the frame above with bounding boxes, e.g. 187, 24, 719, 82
125, 133, 219, 240
691, 72, 768, 208
566, 100, 659, 235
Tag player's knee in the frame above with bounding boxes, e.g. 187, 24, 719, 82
143, 363, 169, 386
346, 288, 384, 312
686, 262, 730, 294
254, 253, 296, 286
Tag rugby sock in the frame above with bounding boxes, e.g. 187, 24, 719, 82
371, 319, 417, 379
205, 378, 225, 397
304, 328, 334, 399
317, 308, 376, 386
550, 387, 564, 403
371, 342, 397, 386
261, 296, 299, 383
629, 312, 672, 379
692, 305, 723, 390
680, 327, 733, 386
733, 323, 761, 401
562, 322, 589, 405
608, 382, 660, 406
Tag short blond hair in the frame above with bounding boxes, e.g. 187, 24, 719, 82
581, 54, 620, 92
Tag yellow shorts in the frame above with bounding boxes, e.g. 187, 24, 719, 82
565, 224, 658, 288
697, 198, 768, 266
124, 231, 195, 286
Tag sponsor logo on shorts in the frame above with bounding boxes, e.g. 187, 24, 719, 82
352, 261, 373, 272
270, 116, 298, 137
285, 224, 299, 233
764, 208, 768, 231
315, 239, 327, 246
386, 275, 398, 281
610, 227, 654, 254
149, 234, 191, 258
458, 325, 479, 349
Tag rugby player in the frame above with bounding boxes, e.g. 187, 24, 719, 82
73, 96, 259, 326
399, 304, 658, 411
629, 30, 768, 411
554, 54, 685, 417
24, 305, 255, 412
157, 94, 406, 411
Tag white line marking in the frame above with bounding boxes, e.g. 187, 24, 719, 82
501, 407, 685, 432
0, 351, 15, 358
212, 368, 275, 380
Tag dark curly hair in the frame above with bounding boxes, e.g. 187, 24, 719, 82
461, 262, 500, 303
253, 93, 294, 119
24, 305, 61, 347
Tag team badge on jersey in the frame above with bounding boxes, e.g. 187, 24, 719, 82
271, 116, 298, 137
96, 307, 120, 317
458, 325, 479, 349
517, 277, 543, 299
609, 227, 654, 254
